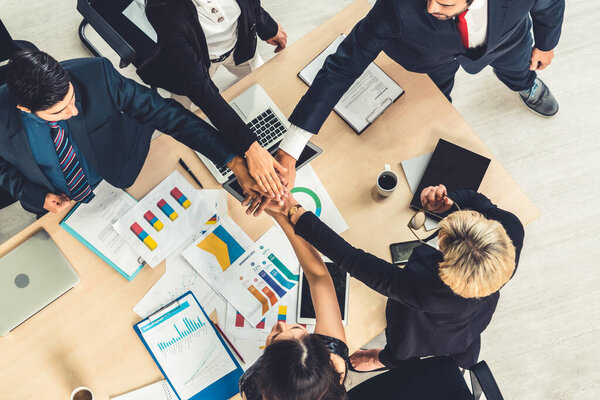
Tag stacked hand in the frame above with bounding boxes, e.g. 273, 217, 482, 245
420, 185, 453, 214
245, 141, 287, 200
43, 193, 72, 213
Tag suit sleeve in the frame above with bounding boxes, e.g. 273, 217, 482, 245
530, 0, 565, 51
100, 58, 234, 166
288, 0, 401, 134
0, 158, 48, 210
448, 190, 525, 271
250, 0, 278, 40
294, 212, 428, 310
145, 5, 257, 155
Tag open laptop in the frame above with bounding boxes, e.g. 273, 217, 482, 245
197, 84, 321, 184
0, 230, 80, 336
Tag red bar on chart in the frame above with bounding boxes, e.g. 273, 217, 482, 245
261, 286, 278, 306
235, 312, 245, 328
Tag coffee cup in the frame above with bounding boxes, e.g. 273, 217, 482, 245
376, 164, 398, 197
71, 387, 94, 400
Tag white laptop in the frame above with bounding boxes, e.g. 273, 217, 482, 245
0, 230, 80, 336
197, 84, 293, 184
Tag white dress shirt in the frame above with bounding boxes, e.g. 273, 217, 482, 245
279, 0, 489, 160
192, 0, 241, 59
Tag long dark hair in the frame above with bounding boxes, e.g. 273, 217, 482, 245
254, 334, 347, 400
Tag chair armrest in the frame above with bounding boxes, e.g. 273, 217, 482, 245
470, 361, 504, 400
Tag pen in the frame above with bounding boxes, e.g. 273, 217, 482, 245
178, 158, 203, 188
214, 322, 246, 363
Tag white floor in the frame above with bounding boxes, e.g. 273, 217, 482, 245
1, 0, 599, 398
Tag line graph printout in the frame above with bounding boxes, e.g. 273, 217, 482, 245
137, 293, 235, 399
210, 226, 301, 326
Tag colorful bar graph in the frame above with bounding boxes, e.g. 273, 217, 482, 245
157, 199, 178, 221
261, 286, 278, 306
130, 222, 157, 251
278, 306, 287, 322
269, 254, 299, 281
270, 268, 296, 289
206, 215, 218, 225
156, 316, 205, 351
235, 312, 245, 328
259, 270, 287, 297
144, 210, 164, 232
170, 187, 191, 209
248, 285, 270, 315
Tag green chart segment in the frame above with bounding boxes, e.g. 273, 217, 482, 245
291, 187, 322, 217
268, 254, 299, 281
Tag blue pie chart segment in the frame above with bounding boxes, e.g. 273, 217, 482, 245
291, 187, 322, 217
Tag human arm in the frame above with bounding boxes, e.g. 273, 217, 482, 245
287, 0, 401, 134
270, 211, 346, 342
0, 157, 52, 212
530, 0, 565, 52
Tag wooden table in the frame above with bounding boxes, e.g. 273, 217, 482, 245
0, 1, 538, 399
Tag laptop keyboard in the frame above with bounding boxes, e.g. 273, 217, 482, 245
215, 108, 288, 176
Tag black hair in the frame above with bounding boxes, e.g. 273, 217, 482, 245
5, 49, 70, 112
255, 334, 347, 400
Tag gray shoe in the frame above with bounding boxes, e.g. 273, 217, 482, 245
519, 78, 559, 117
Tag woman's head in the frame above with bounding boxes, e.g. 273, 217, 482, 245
437, 210, 516, 298
254, 322, 346, 400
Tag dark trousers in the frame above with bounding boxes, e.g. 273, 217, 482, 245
427, 32, 537, 102
378, 336, 481, 370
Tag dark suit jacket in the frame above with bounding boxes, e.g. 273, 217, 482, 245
0, 57, 233, 213
138, 0, 278, 155
288, 0, 565, 134
294, 190, 524, 362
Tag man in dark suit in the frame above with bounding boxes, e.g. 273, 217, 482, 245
138, 0, 289, 200
275, 0, 565, 187
0, 50, 260, 215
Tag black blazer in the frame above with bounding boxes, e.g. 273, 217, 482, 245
288, 0, 565, 134
0, 57, 233, 213
294, 190, 524, 362
138, 0, 278, 155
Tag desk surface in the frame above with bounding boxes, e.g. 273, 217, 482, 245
0, 1, 538, 399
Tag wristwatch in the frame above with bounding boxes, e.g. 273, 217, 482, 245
287, 204, 302, 223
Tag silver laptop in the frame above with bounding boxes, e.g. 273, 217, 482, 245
197, 84, 292, 183
0, 230, 79, 336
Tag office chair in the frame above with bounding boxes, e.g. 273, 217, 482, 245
347, 357, 504, 400
0, 18, 39, 210
76, 0, 157, 68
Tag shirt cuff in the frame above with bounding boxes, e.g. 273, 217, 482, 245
278, 125, 313, 161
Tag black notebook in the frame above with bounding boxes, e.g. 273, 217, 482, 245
410, 139, 491, 212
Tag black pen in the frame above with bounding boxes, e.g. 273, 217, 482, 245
178, 158, 203, 188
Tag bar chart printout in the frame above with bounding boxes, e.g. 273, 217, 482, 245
138, 294, 236, 399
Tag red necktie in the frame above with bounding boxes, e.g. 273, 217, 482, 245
456, 10, 469, 48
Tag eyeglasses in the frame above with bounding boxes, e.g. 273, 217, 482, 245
408, 196, 460, 248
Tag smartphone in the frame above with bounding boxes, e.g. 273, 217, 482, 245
297, 262, 349, 326
389, 240, 422, 265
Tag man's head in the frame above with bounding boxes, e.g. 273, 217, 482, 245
437, 210, 516, 298
426, 0, 474, 21
6, 50, 78, 121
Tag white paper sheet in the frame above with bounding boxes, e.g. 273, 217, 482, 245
400, 153, 439, 231
111, 380, 175, 400
138, 294, 236, 399
62, 180, 143, 278
113, 171, 218, 267
134, 255, 227, 320
197, 226, 301, 326
293, 165, 348, 234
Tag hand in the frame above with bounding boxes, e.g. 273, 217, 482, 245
266, 24, 287, 53
529, 47, 554, 71
245, 141, 287, 200
227, 155, 267, 199
43, 193, 72, 213
275, 149, 297, 191
420, 185, 453, 214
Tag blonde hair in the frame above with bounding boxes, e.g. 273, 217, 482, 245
437, 210, 515, 299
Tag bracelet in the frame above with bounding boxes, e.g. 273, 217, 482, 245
287, 204, 302, 223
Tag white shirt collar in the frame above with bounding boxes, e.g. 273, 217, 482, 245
468, 0, 486, 11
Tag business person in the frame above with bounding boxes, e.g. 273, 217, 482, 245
267, 185, 524, 370
276, 0, 565, 185
138, 0, 288, 199
239, 208, 348, 400
0, 50, 261, 215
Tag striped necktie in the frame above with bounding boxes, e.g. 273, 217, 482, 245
49, 121, 95, 203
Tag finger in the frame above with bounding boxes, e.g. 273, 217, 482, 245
529, 58, 538, 71
269, 171, 284, 197
435, 186, 445, 202
259, 176, 275, 198
255, 197, 270, 216
252, 173, 269, 195
537, 61, 549, 70
242, 195, 252, 207
249, 197, 262, 215
272, 159, 287, 174
427, 188, 437, 206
